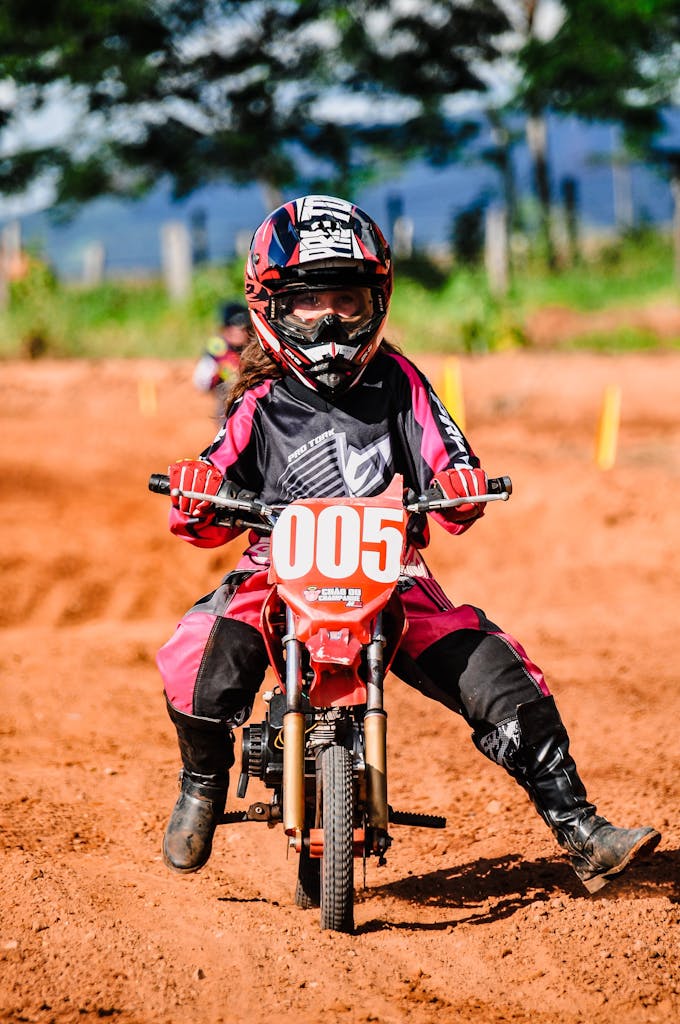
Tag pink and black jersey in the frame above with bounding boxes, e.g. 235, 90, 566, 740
170, 350, 481, 549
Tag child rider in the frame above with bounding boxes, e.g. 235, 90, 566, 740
156, 194, 660, 894
192, 300, 251, 422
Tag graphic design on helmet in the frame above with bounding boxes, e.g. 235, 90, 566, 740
245, 195, 393, 395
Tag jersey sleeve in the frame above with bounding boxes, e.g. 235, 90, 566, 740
168, 507, 243, 547
200, 380, 270, 488
168, 381, 272, 547
193, 354, 219, 392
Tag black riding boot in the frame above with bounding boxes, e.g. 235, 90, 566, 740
162, 702, 235, 875
475, 695, 660, 893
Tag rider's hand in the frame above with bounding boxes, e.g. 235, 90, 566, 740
169, 459, 223, 520
432, 467, 488, 523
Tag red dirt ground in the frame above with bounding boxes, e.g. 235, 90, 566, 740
1, 351, 679, 1024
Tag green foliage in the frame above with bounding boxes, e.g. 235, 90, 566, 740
330, 1, 511, 171
0, 0, 189, 198
4, 258, 61, 356
517, 228, 676, 311
388, 262, 528, 355
567, 327, 678, 353
518, 0, 680, 142
0, 229, 677, 361
0, 1, 515, 211
393, 253, 450, 291
450, 202, 486, 266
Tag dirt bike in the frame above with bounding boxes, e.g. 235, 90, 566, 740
149, 470, 512, 932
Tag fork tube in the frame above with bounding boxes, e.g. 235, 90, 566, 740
364, 613, 388, 832
366, 613, 384, 713
282, 606, 305, 843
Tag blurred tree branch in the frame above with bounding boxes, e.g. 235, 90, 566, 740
0, 1, 511, 214
2, 0, 678, 264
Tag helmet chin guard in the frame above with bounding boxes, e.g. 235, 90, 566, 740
245, 195, 392, 395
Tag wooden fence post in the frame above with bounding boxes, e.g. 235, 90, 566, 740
161, 221, 192, 301
82, 242, 106, 286
392, 216, 414, 259
484, 206, 509, 297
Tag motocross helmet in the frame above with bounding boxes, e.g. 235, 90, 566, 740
219, 301, 250, 329
245, 195, 393, 395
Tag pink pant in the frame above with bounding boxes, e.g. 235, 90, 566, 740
157, 568, 548, 732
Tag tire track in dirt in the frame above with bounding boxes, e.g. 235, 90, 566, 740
1, 356, 679, 1024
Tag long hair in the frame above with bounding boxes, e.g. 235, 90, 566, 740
223, 336, 403, 416
222, 336, 283, 415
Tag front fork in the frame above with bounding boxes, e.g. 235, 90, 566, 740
282, 606, 306, 849
365, 613, 389, 849
281, 608, 389, 854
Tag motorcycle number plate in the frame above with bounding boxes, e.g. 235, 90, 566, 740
270, 476, 406, 597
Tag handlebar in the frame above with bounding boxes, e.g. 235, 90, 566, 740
149, 472, 281, 531
149, 472, 512, 532
403, 475, 511, 514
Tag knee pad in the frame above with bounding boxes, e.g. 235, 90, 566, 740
194, 616, 269, 722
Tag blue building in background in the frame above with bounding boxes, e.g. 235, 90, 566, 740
7, 111, 679, 280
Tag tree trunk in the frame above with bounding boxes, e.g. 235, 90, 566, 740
671, 173, 680, 289
526, 113, 556, 269
259, 181, 284, 214
485, 206, 509, 297
488, 109, 519, 238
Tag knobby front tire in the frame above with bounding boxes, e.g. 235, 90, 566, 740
320, 744, 354, 933
295, 843, 321, 910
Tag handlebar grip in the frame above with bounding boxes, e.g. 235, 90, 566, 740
149, 473, 171, 495
487, 476, 512, 496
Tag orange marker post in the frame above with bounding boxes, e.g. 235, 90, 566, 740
138, 378, 158, 417
595, 384, 621, 471
443, 358, 466, 431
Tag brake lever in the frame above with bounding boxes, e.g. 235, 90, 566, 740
170, 488, 279, 529
404, 492, 510, 514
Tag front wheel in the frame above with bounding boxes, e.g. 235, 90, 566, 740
320, 744, 354, 933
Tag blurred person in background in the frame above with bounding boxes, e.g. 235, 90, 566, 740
193, 301, 251, 421
158, 194, 660, 894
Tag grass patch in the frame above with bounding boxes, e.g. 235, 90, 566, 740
516, 230, 676, 313
0, 229, 677, 359
567, 327, 680, 353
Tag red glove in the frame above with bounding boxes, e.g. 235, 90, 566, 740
169, 459, 223, 520
432, 467, 488, 523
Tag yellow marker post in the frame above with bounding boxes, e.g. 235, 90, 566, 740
138, 378, 158, 417
443, 358, 466, 431
595, 384, 621, 470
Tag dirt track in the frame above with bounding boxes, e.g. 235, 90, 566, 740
1, 352, 679, 1024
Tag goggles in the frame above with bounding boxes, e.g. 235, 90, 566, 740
274, 287, 376, 344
